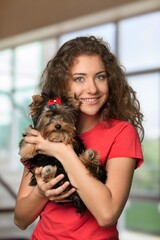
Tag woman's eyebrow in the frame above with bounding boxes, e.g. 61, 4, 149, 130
95, 71, 106, 75
72, 73, 86, 76
73, 71, 106, 75
72, 71, 106, 76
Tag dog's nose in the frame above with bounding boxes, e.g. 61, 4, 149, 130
55, 124, 61, 130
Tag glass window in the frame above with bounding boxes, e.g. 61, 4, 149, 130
13, 89, 34, 110
128, 73, 160, 195
0, 49, 13, 91
0, 94, 12, 125
0, 94, 12, 160
59, 23, 116, 53
14, 42, 42, 88
119, 11, 160, 72
125, 72, 160, 235
0, 42, 43, 172
0, 73, 12, 91
41, 38, 59, 67
0, 49, 12, 72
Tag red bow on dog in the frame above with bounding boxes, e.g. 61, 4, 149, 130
48, 97, 62, 106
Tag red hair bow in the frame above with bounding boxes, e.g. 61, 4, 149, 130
48, 97, 62, 106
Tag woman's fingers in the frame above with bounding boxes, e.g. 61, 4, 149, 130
35, 168, 65, 188
24, 135, 39, 144
24, 128, 41, 144
48, 185, 76, 202
46, 181, 70, 197
34, 168, 76, 201
26, 127, 39, 136
56, 187, 76, 201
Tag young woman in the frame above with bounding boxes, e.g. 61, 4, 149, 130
14, 36, 144, 239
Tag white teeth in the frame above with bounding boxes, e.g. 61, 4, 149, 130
83, 98, 97, 102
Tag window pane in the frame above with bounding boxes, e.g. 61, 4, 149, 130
59, 23, 116, 53
42, 38, 59, 67
128, 73, 160, 195
0, 94, 12, 125
13, 89, 34, 111
119, 12, 160, 72
15, 42, 42, 88
0, 94, 12, 166
0, 49, 13, 91
14, 75, 40, 89
0, 49, 12, 72
129, 73, 160, 139
0, 73, 12, 91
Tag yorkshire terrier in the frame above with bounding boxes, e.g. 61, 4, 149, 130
19, 92, 107, 214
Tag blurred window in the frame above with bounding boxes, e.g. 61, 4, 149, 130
118, 12, 160, 234
129, 73, 160, 195
0, 43, 42, 170
0, 49, 13, 91
118, 11, 160, 72
59, 23, 116, 53
15, 43, 42, 88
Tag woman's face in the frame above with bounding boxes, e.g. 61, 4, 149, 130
69, 54, 109, 117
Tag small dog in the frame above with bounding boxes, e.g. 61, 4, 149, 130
19, 92, 107, 214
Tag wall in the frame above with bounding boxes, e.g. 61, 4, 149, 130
0, 0, 143, 39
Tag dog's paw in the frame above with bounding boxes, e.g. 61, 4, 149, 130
79, 149, 100, 166
85, 149, 98, 160
41, 165, 57, 182
86, 149, 95, 160
19, 143, 36, 160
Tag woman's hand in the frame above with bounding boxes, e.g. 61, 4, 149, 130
35, 167, 76, 202
24, 128, 76, 202
24, 128, 67, 158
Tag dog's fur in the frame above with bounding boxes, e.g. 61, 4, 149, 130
19, 92, 107, 214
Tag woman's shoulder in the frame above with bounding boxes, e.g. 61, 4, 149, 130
80, 119, 138, 142
106, 119, 139, 139
107, 118, 133, 128
99, 119, 136, 134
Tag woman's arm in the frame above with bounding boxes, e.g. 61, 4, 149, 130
14, 167, 75, 230
24, 129, 136, 227
14, 167, 48, 229
55, 144, 136, 227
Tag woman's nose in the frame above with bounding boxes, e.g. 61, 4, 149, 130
85, 79, 97, 94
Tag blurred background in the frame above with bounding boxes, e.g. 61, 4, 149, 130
0, 0, 160, 239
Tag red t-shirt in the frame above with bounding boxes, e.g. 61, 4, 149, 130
25, 119, 143, 240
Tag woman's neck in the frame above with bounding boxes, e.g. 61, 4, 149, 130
76, 113, 101, 134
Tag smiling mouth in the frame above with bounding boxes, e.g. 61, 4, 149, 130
81, 97, 100, 103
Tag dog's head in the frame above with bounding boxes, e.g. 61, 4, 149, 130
29, 92, 80, 144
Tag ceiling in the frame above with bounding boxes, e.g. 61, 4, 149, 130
0, 0, 150, 39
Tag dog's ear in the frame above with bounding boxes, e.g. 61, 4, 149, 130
32, 95, 44, 104
29, 95, 44, 118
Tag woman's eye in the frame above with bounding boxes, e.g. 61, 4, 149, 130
74, 76, 84, 82
96, 74, 107, 80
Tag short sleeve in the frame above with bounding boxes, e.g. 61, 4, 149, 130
107, 124, 144, 169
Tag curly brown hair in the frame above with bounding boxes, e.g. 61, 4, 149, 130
40, 36, 144, 141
